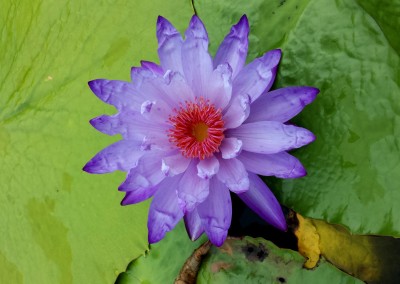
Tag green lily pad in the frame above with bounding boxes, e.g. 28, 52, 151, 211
197, 237, 362, 283
196, 0, 400, 236
0, 1, 193, 283
117, 224, 361, 284
116, 221, 207, 284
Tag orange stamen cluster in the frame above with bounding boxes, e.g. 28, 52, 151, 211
168, 98, 224, 159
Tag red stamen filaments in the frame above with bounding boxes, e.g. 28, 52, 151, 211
168, 98, 224, 159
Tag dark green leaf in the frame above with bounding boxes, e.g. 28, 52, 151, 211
196, 0, 400, 236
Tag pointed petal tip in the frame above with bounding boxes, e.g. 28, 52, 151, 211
295, 128, 316, 148
185, 224, 204, 241
264, 206, 287, 231
236, 15, 249, 31
87, 79, 100, 94
186, 14, 207, 38
300, 86, 320, 105
275, 217, 288, 231
262, 49, 282, 64
148, 232, 163, 244
283, 162, 307, 179
190, 14, 201, 24
239, 14, 249, 23
82, 159, 103, 174
82, 162, 93, 173
291, 161, 307, 178
156, 15, 171, 29
120, 194, 131, 206
311, 87, 320, 95
207, 227, 228, 247
157, 15, 165, 23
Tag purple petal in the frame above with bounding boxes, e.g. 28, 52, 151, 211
197, 177, 232, 247
156, 16, 184, 74
227, 121, 315, 154
216, 158, 249, 193
119, 151, 166, 191
205, 63, 233, 109
121, 187, 157, 206
181, 15, 213, 98
184, 209, 204, 241
222, 94, 251, 129
197, 156, 220, 179
159, 71, 196, 107
133, 71, 195, 110
130, 65, 157, 85
219, 137, 243, 159
89, 114, 121, 136
238, 151, 306, 178
177, 160, 210, 213
238, 173, 287, 231
141, 60, 164, 75
148, 175, 184, 243
90, 109, 169, 144
88, 79, 142, 111
246, 87, 319, 123
214, 15, 249, 78
162, 152, 191, 177
139, 100, 172, 127
232, 49, 281, 102
83, 140, 143, 174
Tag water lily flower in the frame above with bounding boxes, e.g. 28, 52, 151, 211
83, 15, 318, 247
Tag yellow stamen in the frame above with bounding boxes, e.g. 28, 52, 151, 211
192, 122, 209, 142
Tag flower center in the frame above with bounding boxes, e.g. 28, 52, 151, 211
168, 98, 224, 159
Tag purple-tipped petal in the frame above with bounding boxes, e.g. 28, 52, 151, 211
88, 79, 142, 111
222, 94, 251, 129
83, 140, 143, 174
197, 177, 232, 247
177, 161, 210, 213
214, 15, 249, 78
246, 86, 320, 123
181, 15, 213, 98
227, 121, 315, 154
148, 175, 184, 243
141, 60, 164, 75
232, 49, 281, 102
238, 151, 306, 178
119, 151, 166, 191
219, 137, 243, 159
205, 63, 233, 109
121, 186, 158, 206
216, 158, 249, 193
130, 65, 159, 89
89, 114, 122, 136
197, 156, 220, 179
162, 152, 191, 177
184, 208, 204, 241
156, 16, 184, 74
238, 173, 287, 231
